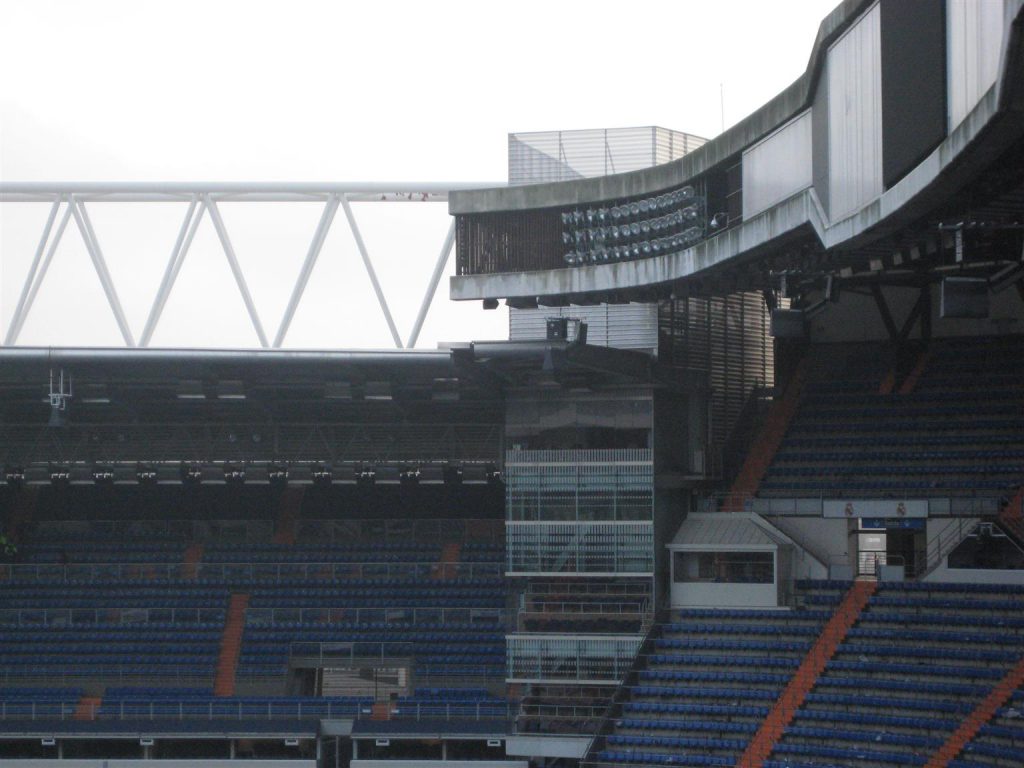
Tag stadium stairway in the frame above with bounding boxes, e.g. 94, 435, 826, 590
737, 579, 877, 768
926, 653, 1024, 768
213, 593, 250, 697
723, 356, 808, 510
434, 542, 462, 580
898, 349, 932, 395
73, 694, 102, 721
180, 543, 204, 580
272, 487, 304, 545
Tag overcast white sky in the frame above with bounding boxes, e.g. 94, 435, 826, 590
0, 0, 838, 350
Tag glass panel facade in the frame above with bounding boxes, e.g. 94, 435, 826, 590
506, 635, 643, 683
672, 550, 774, 584
507, 522, 654, 575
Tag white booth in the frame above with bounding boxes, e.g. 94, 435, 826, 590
667, 512, 797, 608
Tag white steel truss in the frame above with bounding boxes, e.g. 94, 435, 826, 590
0, 182, 494, 349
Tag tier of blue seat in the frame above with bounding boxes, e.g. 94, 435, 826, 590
1, 527, 506, 682
592, 585, 845, 767
765, 581, 1024, 768
760, 336, 1024, 498
593, 580, 1024, 768
233, 541, 506, 677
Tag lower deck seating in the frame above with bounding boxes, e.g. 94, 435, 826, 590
0, 520, 507, 718
592, 580, 1024, 768
766, 581, 1024, 768
593, 583, 848, 768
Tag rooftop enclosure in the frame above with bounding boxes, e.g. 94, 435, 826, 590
450, 0, 1024, 310
508, 128, 706, 187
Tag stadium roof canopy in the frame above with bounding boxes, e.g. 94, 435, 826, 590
0, 342, 658, 477
448, 0, 1024, 307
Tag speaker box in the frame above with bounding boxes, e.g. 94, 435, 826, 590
546, 317, 569, 340
770, 308, 806, 338
940, 277, 989, 318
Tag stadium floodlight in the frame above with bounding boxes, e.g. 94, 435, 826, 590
4, 467, 25, 487
629, 202, 641, 217
709, 211, 729, 230
311, 463, 332, 485
681, 205, 702, 222
639, 199, 650, 215
678, 185, 695, 200
181, 463, 203, 485
681, 226, 703, 244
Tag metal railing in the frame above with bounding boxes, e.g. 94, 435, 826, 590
506, 635, 643, 684
0, 607, 225, 626
248, 606, 503, 627
0, 697, 515, 723
915, 516, 979, 578
506, 521, 654, 575
700, 493, 1003, 516
0, 559, 502, 583
289, 643, 500, 668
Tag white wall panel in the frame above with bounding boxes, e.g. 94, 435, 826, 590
509, 303, 659, 354
827, 3, 883, 220
947, 0, 1005, 128
742, 110, 813, 219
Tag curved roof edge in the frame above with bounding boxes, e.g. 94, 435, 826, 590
449, 0, 870, 215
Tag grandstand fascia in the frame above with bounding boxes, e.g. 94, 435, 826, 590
449, 0, 1024, 308
0, 340, 675, 482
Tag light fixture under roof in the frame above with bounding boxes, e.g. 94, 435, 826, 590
177, 380, 205, 400
364, 381, 392, 401
216, 380, 246, 400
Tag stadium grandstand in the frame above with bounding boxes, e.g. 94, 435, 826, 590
1, 1, 1024, 767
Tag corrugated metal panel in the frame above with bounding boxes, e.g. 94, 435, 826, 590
670, 513, 776, 547
827, 2, 883, 220
658, 292, 773, 453
508, 127, 707, 186
742, 110, 813, 219
509, 303, 659, 354
947, 0, 1005, 129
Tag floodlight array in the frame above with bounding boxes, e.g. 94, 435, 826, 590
560, 185, 707, 266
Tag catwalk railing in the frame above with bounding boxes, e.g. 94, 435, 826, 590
0, 697, 516, 722
0, 560, 501, 583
